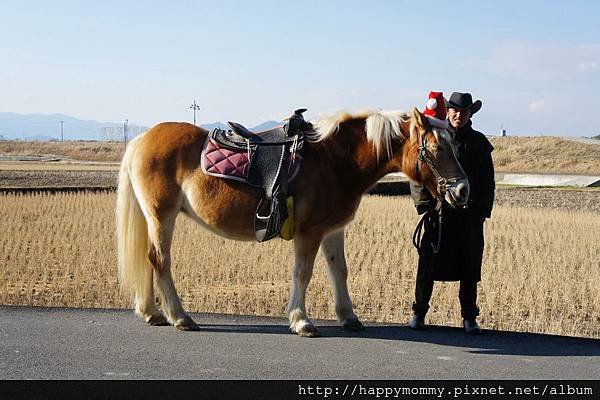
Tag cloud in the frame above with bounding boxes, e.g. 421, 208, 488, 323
529, 99, 545, 112
464, 43, 600, 80
577, 61, 599, 72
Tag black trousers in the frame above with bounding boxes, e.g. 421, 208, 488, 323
411, 208, 482, 320
411, 255, 480, 319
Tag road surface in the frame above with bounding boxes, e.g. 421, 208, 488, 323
1, 306, 598, 379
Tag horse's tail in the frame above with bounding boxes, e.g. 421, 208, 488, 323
116, 135, 152, 306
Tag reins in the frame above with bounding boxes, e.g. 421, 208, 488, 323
412, 130, 449, 255
412, 199, 443, 255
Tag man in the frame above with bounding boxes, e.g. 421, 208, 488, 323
408, 92, 495, 334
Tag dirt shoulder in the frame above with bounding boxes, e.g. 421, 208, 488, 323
492, 187, 600, 213
0, 169, 117, 189
1, 168, 599, 213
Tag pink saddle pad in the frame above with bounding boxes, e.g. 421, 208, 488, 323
201, 138, 250, 182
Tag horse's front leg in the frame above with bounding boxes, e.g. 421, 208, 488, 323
287, 232, 323, 337
321, 229, 364, 331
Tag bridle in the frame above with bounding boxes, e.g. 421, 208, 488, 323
412, 128, 460, 255
415, 130, 462, 202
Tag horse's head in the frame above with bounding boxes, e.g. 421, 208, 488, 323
403, 107, 469, 208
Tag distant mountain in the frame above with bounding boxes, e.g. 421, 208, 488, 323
200, 120, 283, 133
0, 112, 283, 141
200, 121, 229, 131
0, 112, 148, 141
250, 120, 282, 132
592, 134, 600, 140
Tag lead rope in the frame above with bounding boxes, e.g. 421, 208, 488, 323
433, 200, 443, 254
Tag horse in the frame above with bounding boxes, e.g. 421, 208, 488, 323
116, 107, 469, 336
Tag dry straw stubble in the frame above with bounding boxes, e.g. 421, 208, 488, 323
0, 192, 598, 338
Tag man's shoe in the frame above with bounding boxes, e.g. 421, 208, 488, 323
408, 314, 426, 330
463, 318, 482, 334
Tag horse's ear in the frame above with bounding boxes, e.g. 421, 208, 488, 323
411, 107, 426, 129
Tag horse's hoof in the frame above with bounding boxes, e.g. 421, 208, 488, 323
146, 314, 169, 326
296, 323, 321, 338
174, 316, 199, 331
342, 319, 365, 332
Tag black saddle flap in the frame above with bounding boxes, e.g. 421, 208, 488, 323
247, 144, 289, 197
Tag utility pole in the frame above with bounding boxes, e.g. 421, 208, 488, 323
189, 100, 200, 125
59, 120, 64, 141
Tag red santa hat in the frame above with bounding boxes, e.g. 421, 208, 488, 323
422, 91, 449, 129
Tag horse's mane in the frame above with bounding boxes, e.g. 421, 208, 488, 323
310, 110, 409, 159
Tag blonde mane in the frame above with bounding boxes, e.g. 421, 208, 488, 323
311, 110, 409, 159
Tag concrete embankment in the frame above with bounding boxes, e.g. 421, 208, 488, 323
380, 172, 600, 188
495, 173, 600, 187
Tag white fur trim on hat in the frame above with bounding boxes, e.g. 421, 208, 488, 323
426, 98, 438, 110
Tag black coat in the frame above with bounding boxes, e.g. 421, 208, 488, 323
410, 122, 495, 282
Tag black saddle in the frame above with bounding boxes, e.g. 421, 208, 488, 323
212, 125, 302, 151
227, 122, 299, 144
214, 108, 309, 149
209, 108, 311, 242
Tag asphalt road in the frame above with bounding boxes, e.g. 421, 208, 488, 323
1, 306, 598, 380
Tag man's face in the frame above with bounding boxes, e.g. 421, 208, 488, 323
448, 107, 472, 129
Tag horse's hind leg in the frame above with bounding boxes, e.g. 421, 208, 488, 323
147, 212, 197, 331
287, 232, 323, 337
321, 229, 364, 331
135, 270, 168, 326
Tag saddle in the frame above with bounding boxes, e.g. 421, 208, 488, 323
221, 122, 302, 146
201, 109, 311, 242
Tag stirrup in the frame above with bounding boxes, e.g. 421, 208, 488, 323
255, 196, 288, 242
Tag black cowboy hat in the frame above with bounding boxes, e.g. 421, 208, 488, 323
445, 92, 482, 114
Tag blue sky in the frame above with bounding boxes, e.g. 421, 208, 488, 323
1, 0, 599, 136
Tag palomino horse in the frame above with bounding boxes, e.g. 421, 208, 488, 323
116, 107, 469, 336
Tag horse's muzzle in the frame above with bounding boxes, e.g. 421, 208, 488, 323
444, 178, 470, 207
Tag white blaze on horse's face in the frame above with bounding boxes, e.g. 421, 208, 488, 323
429, 128, 470, 207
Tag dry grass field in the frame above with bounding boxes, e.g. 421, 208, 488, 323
2, 136, 600, 175
0, 141, 123, 162
1, 192, 598, 338
489, 136, 600, 175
